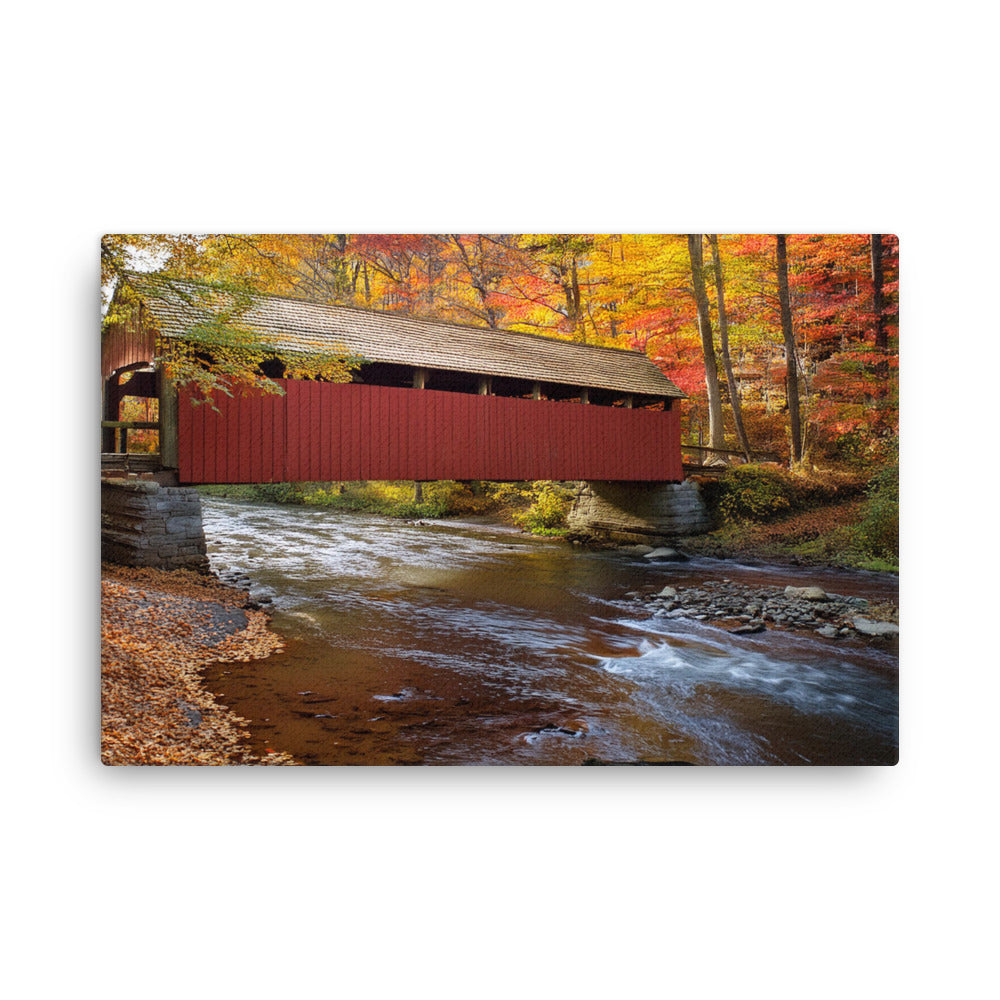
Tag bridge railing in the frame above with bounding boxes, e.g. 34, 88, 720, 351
681, 443, 781, 468
100, 420, 159, 454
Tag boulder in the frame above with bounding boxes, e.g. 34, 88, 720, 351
644, 547, 687, 562
784, 585, 828, 601
852, 616, 899, 637
658, 585, 678, 598
729, 621, 766, 635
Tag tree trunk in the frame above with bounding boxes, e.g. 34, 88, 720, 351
686, 235, 726, 455
871, 234, 887, 353
775, 235, 803, 465
708, 235, 753, 463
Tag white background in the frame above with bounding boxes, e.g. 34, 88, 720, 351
4, 2, 995, 997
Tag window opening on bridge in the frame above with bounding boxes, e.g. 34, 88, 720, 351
102, 364, 160, 454
229, 354, 674, 413
353, 362, 420, 388
635, 396, 671, 411
258, 357, 286, 379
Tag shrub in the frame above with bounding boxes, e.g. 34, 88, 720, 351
717, 465, 796, 524
300, 480, 460, 519
512, 481, 572, 534
197, 483, 304, 503
254, 482, 300, 504
854, 461, 898, 559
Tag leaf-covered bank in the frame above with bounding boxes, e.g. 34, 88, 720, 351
681, 463, 899, 572
101, 564, 295, 765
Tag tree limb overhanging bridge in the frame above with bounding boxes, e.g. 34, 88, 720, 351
101, 274, 688, 485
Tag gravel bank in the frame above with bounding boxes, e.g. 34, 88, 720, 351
627, 577, 899, 640
101, 563, 296, 765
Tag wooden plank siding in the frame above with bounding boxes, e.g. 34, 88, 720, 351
177, 380, 682, 485
101, 302, 158, 378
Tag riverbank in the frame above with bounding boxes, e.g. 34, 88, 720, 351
100, 563, 295, 765
677, 496, 899, 573
196, 479, 573, 535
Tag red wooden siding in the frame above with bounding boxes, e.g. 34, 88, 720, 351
177, 381, 682, 484
101, 303, 158, 378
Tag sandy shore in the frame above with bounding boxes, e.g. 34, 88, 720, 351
100, 563, 296, 765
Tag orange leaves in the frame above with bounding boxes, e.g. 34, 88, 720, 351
100, 564, 294, 766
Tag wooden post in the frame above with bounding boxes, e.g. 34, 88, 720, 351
158, 370, 179, 469
102, 375, 118, 453
580, 387, 590, 404
624, 394, 634, 409
413, 368, 428, 504
478, 376, 492, 395
532, 381, 542, 400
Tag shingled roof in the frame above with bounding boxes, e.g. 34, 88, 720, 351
123, 272, 685, 399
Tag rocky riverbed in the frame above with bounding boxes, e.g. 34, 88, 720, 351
625, 577, 899, 641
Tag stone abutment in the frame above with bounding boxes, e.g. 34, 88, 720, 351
566, 480, 713, 546
101, 479, 209, 573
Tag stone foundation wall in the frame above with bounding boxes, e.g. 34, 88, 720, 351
566, 480, 714, 546
101, 479, 209, 573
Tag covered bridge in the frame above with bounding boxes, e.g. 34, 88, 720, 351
101, 273, 687, 485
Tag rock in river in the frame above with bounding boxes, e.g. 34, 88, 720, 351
729, 620, 766, 635
784, 585, 828, 601
852, 616, 900, 637
644, 547, 687, 562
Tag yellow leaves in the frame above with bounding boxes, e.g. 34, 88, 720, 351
282, 340, 355, 379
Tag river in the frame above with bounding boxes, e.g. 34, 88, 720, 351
200, 497, 899, 766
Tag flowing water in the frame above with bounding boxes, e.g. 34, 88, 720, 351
200, 497, 899, 766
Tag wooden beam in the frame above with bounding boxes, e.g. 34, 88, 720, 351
158, 371, 179, 469
478, 376, 492, 395
413, 367, 428, 389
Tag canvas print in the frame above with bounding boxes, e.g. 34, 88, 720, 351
100, 234, 899, 766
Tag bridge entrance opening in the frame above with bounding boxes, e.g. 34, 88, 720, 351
102, 362, 160, 456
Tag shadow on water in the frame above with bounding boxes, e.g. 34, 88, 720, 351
200, 498, 898, 766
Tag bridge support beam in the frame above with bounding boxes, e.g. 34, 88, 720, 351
566, 480, 713, 546
101, 479, 209, 573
